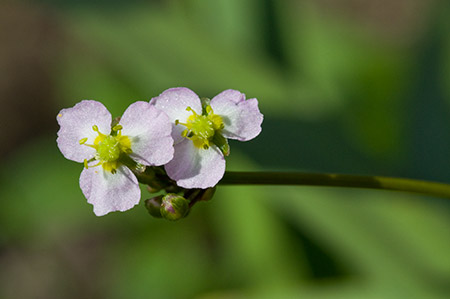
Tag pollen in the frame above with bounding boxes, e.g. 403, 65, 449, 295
97, 135, 121, 162
176, 105, 224, 150
79, 124, 132, 173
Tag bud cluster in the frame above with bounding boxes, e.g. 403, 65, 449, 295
144, 184, 216, 221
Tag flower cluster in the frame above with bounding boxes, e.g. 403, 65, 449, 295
57, 88, 263, 218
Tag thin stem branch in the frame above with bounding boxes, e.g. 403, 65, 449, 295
219, 171, 450, 199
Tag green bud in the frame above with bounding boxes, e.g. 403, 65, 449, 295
184, 187, 216, 210
145, 196, 163, 218
147, 185, 161, 194
134, 167, 166, 193
164, 184, 183, 193
111, 116, 121, 131
135, 163, 146, 173
200, 97, 211, 114
160, 193, 190, 221
199, 187, 216, 202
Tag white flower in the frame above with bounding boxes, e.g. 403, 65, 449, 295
151, 88, 263, 189
57, 100, 174, 216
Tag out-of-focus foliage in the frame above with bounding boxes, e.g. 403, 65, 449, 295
1, 0, 450, 298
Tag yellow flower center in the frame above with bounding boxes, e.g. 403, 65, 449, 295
176, 105, 224, 150
79, 124, 132, 173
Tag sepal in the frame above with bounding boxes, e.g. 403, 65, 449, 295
212, 132, 229, 156
145, 195, 163, 218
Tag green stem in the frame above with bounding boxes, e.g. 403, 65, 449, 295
219, 171, 450, 199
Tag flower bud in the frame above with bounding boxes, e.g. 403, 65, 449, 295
147, 185, 162, 194
198, 187, 216, 202
160, 193, 190, 221
111, 116, 121, 128
200, 97, 211, 112
144, 195, 163, 218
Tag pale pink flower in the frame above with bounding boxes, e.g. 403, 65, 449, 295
57, 100, 174, 216
151, 88, 263, 189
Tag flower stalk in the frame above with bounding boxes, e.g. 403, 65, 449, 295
219, 171, 450, 199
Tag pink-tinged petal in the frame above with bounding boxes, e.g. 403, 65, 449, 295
119, 101, 174, 166
210, 90, 263, 141
80, 165, 140, 216
150, 87, 202, 144
165, 139, 225, 189
57, 100, 112, 163
210, 89, 245, 104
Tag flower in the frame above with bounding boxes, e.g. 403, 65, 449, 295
150, 88, 263, 188
56, 100, 174, 216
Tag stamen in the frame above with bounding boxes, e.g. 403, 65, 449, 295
186, 106, 199, 116
91, 161, 102, 168
84, 144, 97, 149
112, 124, 123, 131
178, 104, 226, 150
175, 119, 189, 127
79, 125, 133, 174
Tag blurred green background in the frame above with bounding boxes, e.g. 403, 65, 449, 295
1, 0, 450, 298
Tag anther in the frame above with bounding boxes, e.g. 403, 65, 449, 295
175, 119, 188, 127
79, 137, 88, 145
92, 125, 99, 132
112, 124, 123, 131
84, 159, 89, 169
186, 106, 198, 116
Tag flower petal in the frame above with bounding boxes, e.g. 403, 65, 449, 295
165, 139, 225, 189
210, 90, 263, 141
79, 165, 140, 216
210, 89, 245, 104
57, 100, 112, 163
150, 87, 202, 144
119, 101, 174, 166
